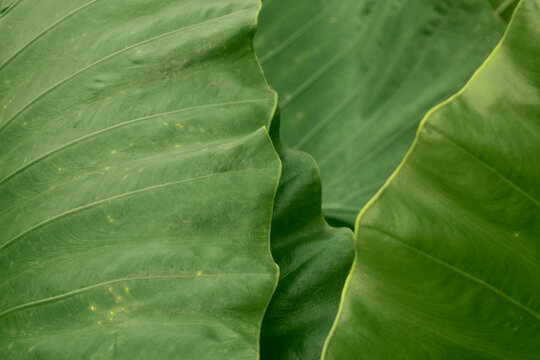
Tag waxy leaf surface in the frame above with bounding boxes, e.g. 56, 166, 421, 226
324, 1, 540, 358
256, 0, 505, 226
0, 1, 281, 358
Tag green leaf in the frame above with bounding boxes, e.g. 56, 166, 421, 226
260, 115, 354, 359
0, 1, 281, 358
487, 0, 520, 22
256, 0, 505, 226
324, 0, 540, 358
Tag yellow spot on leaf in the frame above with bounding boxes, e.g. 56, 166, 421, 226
163, 122, 169, 126
111, 150, 117, 154
176, 123, 183, 128
8, 99, 12, 103
125, 287, 130, 292
123, 175, 128, 179
97, 321, 103, 325
58, 167, 62, 172
2, 105, 6, 109
136, 49, 142, 54
22, 122, 27, 127
175, 144, 181, 148
116, 296, 122, 301
110, 310, 115, 315
90, 305, 96, 311
23, 158, 27, 163
197, 270, 202, 276
108, 287, 113, 292
109, 317, 113, 321
28, 346, 34, 352
105, 166, 110, 171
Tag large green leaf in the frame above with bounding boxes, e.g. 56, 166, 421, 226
324, 0, 540, 358
256, 0, 505, 226
260, 115, 354, 359
0, 1, 281, 358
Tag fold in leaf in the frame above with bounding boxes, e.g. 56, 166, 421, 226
260, 114, 354, 359
0, 1, 281, 358
324, 1, 540, 358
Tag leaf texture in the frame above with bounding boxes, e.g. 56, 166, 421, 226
324, 1, 540, 358
0, 1, 281, 358
256, 0, 505, 226
260, 114, 354, 359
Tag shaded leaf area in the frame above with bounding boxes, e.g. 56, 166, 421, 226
0, 1, 281, 358
487, 0, 520, 21
260, 115, 354, 359
324, 1, 540, 358
256, 0, 505, 226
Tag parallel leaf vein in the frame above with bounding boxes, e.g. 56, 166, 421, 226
0, 11, 241, 132
0, 0, 99, 69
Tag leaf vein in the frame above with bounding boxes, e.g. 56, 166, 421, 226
0, 169, 258, 252
362, 226, 540, 322
0, 99, 268, 186
0, 272, 272, 319
431, 126, 540, 208
0, 0, 99, 69
0, 11, 241, 132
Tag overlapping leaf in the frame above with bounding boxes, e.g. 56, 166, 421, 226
487, 0, 520, 21
324, 1, 540, 357
256, 0, 505, 226
1, 0, 538, 359
260, 116, 354, 359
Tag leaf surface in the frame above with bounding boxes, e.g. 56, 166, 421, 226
487, 0, 520, 21
324, 1, 540, 358
0, 1, 281, 358
260, 116, 354, 359
256, 0, 505, 226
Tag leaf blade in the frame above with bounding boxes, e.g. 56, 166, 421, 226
256, 0, 506, 226
324, 1, 540, 357
0, 1, 281, 358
